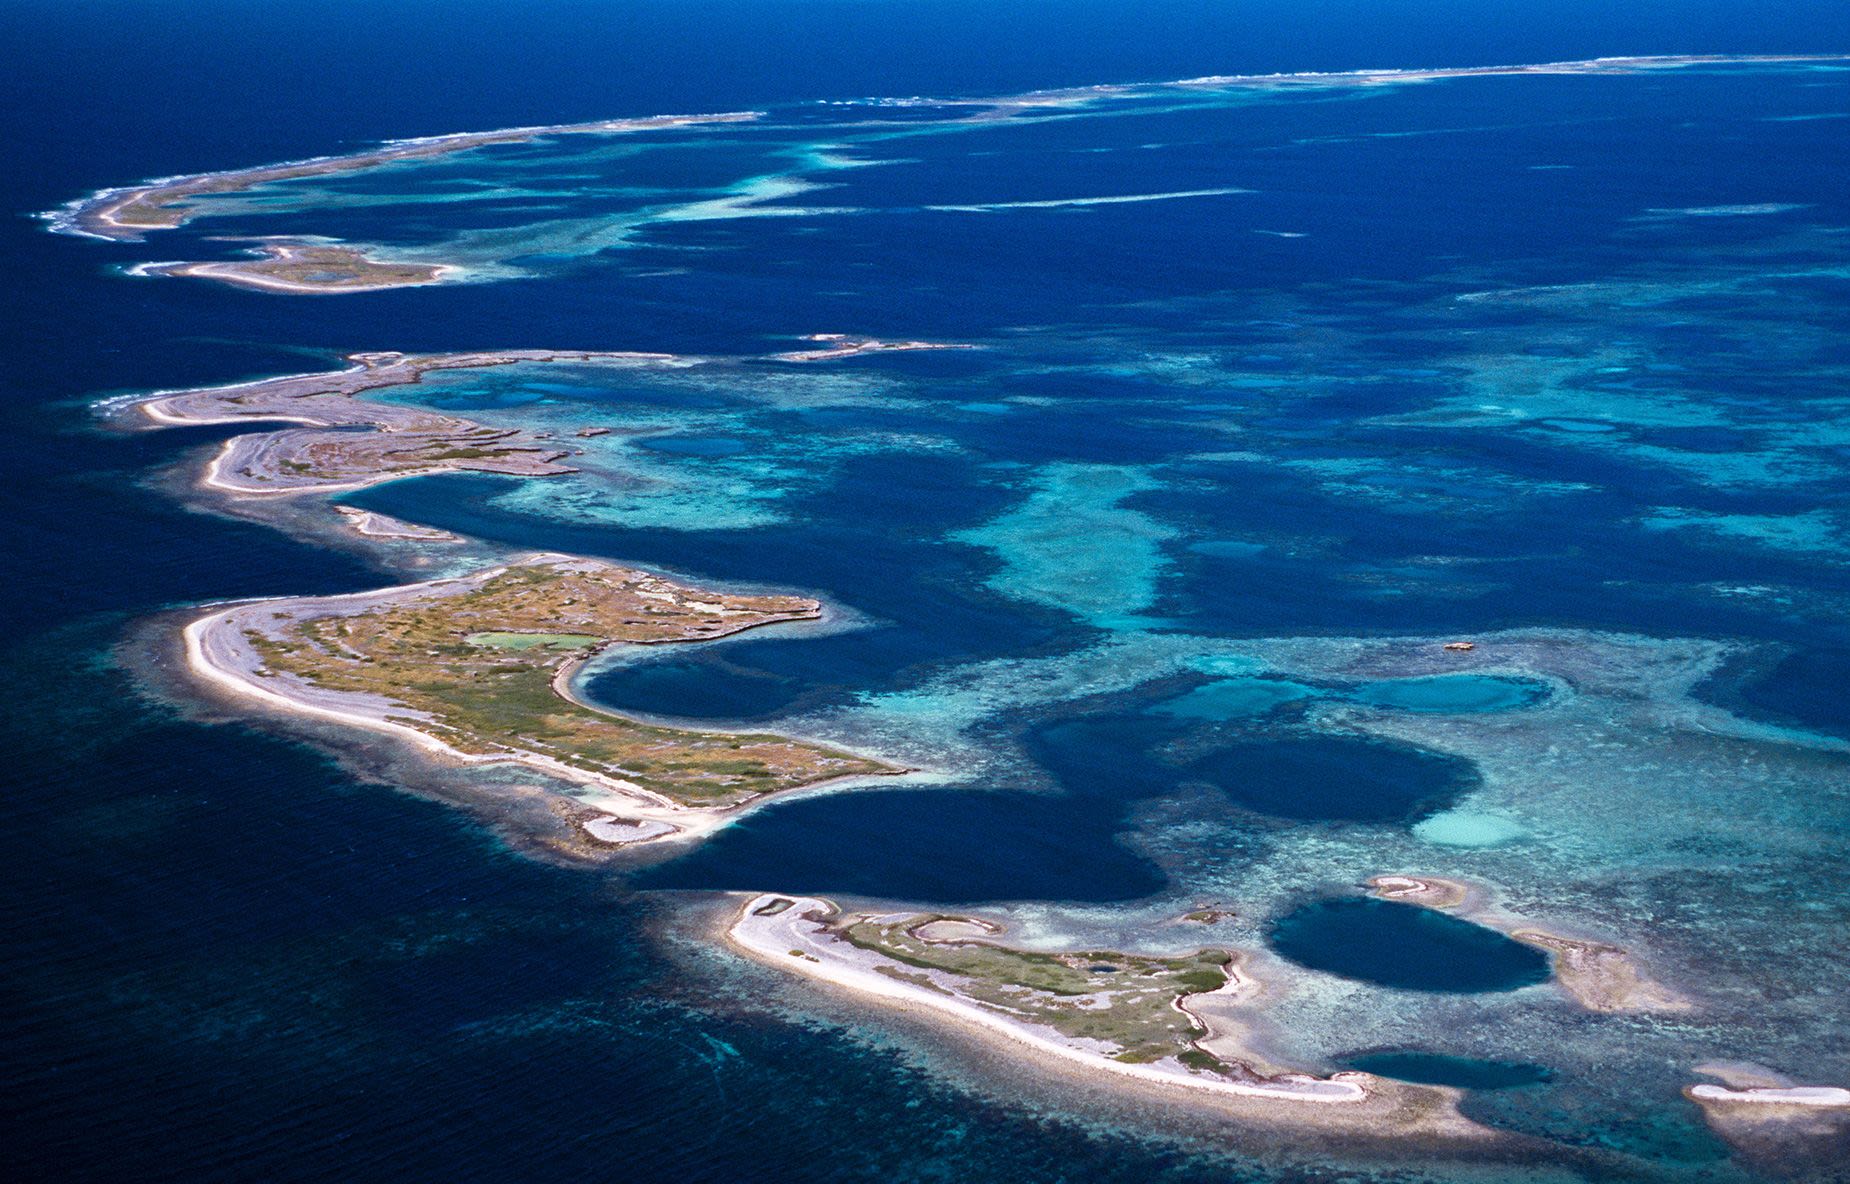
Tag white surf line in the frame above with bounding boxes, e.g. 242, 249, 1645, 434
890, 53, 1850, 118
1158, 53, 1850, 95
729, 895, 1371, 1105
924, 187, 1251, 213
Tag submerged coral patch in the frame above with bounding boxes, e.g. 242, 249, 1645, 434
1346, 674, 1550, 714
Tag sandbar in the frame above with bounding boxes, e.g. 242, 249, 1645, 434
332, 505, 461, 542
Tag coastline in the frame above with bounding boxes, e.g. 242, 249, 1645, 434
31, 41, 1850, 1173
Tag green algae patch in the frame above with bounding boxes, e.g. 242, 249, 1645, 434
466, 631, 601, 651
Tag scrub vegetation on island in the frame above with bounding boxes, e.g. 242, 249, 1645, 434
199, 556, 894, 813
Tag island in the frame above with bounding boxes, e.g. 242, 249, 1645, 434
55, 112, 759, 242
188, 555, 896, 843
728, 894, 1487, 1134
1683, 1063, 1850, 1166
131, 349, 672, 494
137, 242, 460, 295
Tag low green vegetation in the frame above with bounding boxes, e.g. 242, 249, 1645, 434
466, 631, 602, 650
837, 914, 1234, 1064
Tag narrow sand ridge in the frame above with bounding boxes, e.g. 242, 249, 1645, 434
1689, 1085, 1850, 1108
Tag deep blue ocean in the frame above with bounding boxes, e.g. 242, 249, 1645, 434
6, 3, 1850, 1181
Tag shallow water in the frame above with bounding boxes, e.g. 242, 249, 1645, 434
1343, 1051, 1555, 1091
1345, 674, 1550, 715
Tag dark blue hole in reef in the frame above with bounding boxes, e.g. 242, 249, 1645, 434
1186, 736, 1479, 824
1027, 714, 1478, 825
1268, 898, 1552, 992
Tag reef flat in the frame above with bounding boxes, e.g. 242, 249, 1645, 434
132, 349, 672, 494
188, 556, 894, 842
57, 112, 758, 242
